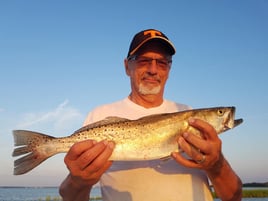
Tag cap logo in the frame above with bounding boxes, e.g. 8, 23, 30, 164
144, 30, 162, 38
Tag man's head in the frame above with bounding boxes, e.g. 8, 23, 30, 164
127, 29, 176, 58
124, 29, 176, 106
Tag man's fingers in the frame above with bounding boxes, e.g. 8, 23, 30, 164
83, 141, 115, 171
67, 140, 97, 161
188, 118, 218, 140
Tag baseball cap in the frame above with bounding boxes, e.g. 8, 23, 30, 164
127, 29, 176, 57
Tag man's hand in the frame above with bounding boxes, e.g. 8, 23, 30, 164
171, 118, 223, 171
171, 118, 242, 200
64, 139, 115, 187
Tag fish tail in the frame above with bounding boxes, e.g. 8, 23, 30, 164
12, 130, 57, 175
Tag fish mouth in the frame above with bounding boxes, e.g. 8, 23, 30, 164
224, 118, 243, 131
224, 107, 243, 131
233, 119, 243, 128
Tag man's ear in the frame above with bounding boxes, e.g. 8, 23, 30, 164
124, 58, 131, 76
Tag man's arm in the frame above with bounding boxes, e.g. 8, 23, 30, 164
59, 140, 115, 201
172, 118, 242, 201
59, 174, 92, 201
206, 155, 242, 201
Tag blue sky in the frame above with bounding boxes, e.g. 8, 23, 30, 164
0, 0, 267, 186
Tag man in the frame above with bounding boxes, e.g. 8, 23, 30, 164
59, 29, 242, 201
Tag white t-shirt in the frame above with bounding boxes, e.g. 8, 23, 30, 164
84, 97, 213, 201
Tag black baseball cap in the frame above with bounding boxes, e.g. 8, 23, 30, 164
127, 29, 176, 57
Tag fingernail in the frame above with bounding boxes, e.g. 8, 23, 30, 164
178, 137, 183, 145
183, 132, 189, 138
171, 152, 177, 158
108, 141, 115, 149
188, 117, 195, 124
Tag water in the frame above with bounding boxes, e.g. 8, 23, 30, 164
0, 187, 267, 201
0, 187, 100, 201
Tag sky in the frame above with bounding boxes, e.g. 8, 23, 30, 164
0, 0, 267, 187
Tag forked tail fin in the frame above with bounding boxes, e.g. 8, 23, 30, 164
12, 130, 57, 175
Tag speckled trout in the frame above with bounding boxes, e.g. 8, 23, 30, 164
12, 107, 242, 175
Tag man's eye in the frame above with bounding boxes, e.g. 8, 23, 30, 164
158, 60, 168, 65
138, 59, 150, 63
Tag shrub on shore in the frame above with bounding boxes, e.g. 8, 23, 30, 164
212, 189, 268, 198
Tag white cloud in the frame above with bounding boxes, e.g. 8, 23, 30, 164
15, 100, 84, 135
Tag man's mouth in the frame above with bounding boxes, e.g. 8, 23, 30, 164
142, 76, 160, 84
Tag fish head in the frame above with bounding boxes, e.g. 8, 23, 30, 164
201, 107, 243, 134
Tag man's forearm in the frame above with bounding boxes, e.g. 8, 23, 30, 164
59, 174, 92, 201
207, 156, 242, 201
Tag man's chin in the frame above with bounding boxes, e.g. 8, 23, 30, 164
138, 85, 161, 95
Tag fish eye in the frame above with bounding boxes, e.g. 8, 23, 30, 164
217, 109, 224, 116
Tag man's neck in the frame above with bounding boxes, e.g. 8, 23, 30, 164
128, 93, 164, 108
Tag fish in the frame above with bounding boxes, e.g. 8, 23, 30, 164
12, 106, 243, 175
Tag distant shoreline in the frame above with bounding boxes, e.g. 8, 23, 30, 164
1, 182, 268, 188
243, 182, 268, 187
0, 186, 58, 188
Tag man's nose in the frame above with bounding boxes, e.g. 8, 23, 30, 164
147, 59, 158, 74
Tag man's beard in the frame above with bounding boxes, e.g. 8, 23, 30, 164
138, 83, 161, 95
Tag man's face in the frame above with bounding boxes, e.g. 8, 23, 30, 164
125, 42, 172, 97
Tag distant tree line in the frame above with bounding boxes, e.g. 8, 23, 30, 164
243, 182, 268, 187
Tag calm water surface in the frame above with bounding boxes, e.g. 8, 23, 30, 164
0, 187, 100, 201
0, 187, 267, 201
